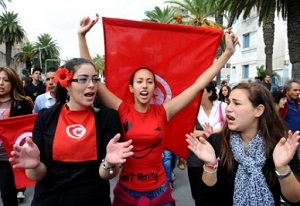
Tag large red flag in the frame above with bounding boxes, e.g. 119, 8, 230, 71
0, 114, 37, 189
103, 17, 223, 158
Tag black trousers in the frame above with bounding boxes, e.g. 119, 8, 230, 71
0, 161, 18, 206
187, 166, 210, 206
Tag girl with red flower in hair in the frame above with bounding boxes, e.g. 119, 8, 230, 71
9, 58, 134, 206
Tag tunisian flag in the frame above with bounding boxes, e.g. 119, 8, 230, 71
0, 114, 37, 189
103, 17, 223, 158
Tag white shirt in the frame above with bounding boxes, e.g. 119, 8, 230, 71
33, 91, 56, 113
197, 100, 227, 132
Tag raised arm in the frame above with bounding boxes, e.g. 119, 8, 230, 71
78, 14, 99, 61
164, 30, 238, 121
78, 15, 122, 110
273, 131, 300, 203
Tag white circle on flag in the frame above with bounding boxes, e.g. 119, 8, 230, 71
14, 132, 32, 147
151, 74, 172, 104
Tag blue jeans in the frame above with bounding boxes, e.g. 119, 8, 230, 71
120, 182, 172, 206
162, 150, 177, 186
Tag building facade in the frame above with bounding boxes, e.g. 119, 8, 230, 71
227, 9, 290, 87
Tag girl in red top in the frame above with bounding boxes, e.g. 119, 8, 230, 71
78, 15, 238, 206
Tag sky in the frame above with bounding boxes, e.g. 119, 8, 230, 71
5, 0, 168, 62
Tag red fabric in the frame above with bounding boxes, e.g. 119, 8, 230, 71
0, 114, 37, 189
117, 102, 167, 191
103, 17, 223, 159
53, 106, 97, 162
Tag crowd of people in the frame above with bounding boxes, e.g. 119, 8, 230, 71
0, 13, 298, 206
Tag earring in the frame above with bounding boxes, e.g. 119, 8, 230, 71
66, 91, 70, 103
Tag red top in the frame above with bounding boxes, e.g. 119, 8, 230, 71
118, 102, 168, 191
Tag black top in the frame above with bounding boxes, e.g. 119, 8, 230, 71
24, 81, 46, 102
31, 104, 122, 206
262, 81, 272, 91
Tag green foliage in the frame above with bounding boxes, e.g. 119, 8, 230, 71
0, 0, 11, 11
0, 11, 25, 66
143, 6, 177, 23
256, 65, 280, 79
92, 54, 105, 76
33, 33, 60, 69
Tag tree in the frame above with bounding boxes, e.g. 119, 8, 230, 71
143, 6, 177, 23
92, 54, 105, 77
33, 33, 60, 71
0, 0, 11, 11
0, 11, 25, 66
166, 0, 211, 26
219, 0, 300, 79
14, 42, 34, 75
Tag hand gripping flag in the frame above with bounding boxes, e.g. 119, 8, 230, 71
103, 17, 223, 158
0, 114, 37, 189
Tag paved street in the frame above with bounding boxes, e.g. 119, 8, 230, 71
0, 167, 195, 206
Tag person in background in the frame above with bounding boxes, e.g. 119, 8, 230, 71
24, 66, 46, 102
281, 79, 300, 133
281, 79, 300, 172
186, 82, 300, 206
9, 58, 134, 206
218, 84, 231, 104
221, 80, 227, 87
254, 76, 262, 83
272, 91, 286, 111
78, 15, 238, 206
262, 74, 272, 91
187, 81, 227, 206
33, 66, 58, 113
0, 67, 33, 206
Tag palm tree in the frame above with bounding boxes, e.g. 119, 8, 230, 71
219, 0, 300, 79
14, 42, 35, 75
0, 11, 25, 67
143, 6, 177, 23
0, 0, 11, 11
92, 54, 105, 77
33, 33, 60, 71
165, 0, 211, 26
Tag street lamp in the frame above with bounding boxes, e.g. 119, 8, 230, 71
45, 59, 60, 74
38, 46, 49, 70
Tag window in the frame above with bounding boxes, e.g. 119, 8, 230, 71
242, 65, 249, 78
243, 33, 250, 48
225, 63, 231, 68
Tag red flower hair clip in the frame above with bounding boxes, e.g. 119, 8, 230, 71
53, 68, 73, 88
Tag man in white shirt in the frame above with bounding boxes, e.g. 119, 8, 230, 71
33, 66, 57, 113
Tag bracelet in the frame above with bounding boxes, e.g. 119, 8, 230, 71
203, 164, 218, 173
203, 159, 218, 174
204, 159, 219, 170
101, 159, 116, 175
275, 166, 292, 180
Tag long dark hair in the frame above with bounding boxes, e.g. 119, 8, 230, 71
218, 85, 231, 102
0, 67, 26, 101
220, 82, 287, 185
205, 81, 218, 101
55, 58, 96, 105
129, 67, 156, 86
